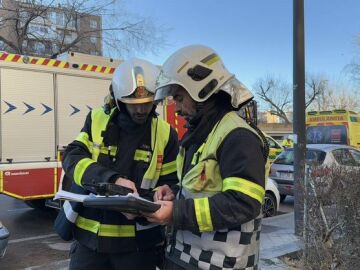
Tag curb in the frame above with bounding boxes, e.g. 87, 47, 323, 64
262, 212, 294, 224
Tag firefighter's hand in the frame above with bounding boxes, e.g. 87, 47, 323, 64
115, 177, 138, 194
154, 185, 175, 202
142, 201, 173, 225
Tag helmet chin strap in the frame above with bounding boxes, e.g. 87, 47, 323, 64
195, 102, 204, 113
115, 99, 121, 111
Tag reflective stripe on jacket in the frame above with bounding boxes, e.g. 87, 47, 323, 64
56, 108, 176, 252
170, 111, 264, 270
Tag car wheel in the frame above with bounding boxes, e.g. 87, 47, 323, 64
280, 194, 287, 203
263, 192, 277, 217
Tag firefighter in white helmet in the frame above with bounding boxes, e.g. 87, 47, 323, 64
144, 45, 267, 270
56, 58, 179, 270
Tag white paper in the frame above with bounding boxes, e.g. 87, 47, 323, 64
53, 190, 89, 202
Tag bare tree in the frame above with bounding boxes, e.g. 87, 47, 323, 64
253, 76, 292, 124
322, 87, 359, 111
307, 81, 360, 112
0, 0, 167, 58
345, 34, 360, 84
254, 74, 325, 123
305, 74, 328, 110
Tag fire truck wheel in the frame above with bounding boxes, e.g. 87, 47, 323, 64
24, 199, 47, 210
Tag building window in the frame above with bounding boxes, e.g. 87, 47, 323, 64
49, 11, 57, 25
64, 32, 77, 44
20, 11, 30, 22
90, 36, 97, 44
34, 42, 46, 55
52, 43, 58, 52
56, 12, 64, 26
29, 25, 49, 35
90, 19, 97, 29
68, 16, 76, 28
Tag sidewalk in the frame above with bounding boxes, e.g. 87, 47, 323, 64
260, 212, 303, 269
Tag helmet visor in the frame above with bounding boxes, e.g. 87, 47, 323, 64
220, 77, 254, 109
154, 84, 179, 104
154, 68, 184, 102
119, 86, 154, 104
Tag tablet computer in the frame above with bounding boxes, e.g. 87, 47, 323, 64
83, 194, 160, 214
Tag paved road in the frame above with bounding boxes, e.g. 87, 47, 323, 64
0, 195, 70, 270
0, 194, 295, 269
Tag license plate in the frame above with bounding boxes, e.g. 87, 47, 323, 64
278, 172, 293, 180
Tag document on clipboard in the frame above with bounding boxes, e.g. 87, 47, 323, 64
54, 190, 160, 213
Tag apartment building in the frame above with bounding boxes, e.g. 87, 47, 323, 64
0, 0, 102, 57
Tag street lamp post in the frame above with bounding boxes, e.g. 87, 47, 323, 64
293, 0, 306, 236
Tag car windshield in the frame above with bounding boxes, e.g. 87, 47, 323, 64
274, 149, 294, 165
274, 149, 326, 165
266, 137, 281, 149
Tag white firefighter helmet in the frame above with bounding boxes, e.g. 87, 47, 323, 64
112, 58, 160, 104
155, 45, 254, 109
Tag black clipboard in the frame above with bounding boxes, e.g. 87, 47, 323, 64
83, 194, 160, 214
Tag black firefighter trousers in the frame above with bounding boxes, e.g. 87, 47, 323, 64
69, 241, 163, 270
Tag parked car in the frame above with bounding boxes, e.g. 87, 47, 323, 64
263, 178, 280, 217
269, 144, 360, 202
0, 221, 9, 258
264, 134, 284, 162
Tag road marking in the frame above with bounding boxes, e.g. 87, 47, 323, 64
9, 233, 58, 244
7, 207, 31, 211
23, 259, 70, 270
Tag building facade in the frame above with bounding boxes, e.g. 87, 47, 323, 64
0, 0, 102, 57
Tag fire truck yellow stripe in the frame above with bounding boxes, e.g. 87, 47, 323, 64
37, 58, 46, 65
7, 54, 16, 62
0, 52, 110, 73
49, 59, 57, 66
0, 171, 3, 192
58, 61, 67, 68
54, 168, 57, 193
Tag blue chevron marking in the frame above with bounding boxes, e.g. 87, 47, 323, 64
3, 101, 17, 114
41, 103, 53, 115
70, 104, 80, 116
23, 102, 35, 114
86, 105, 92, 111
